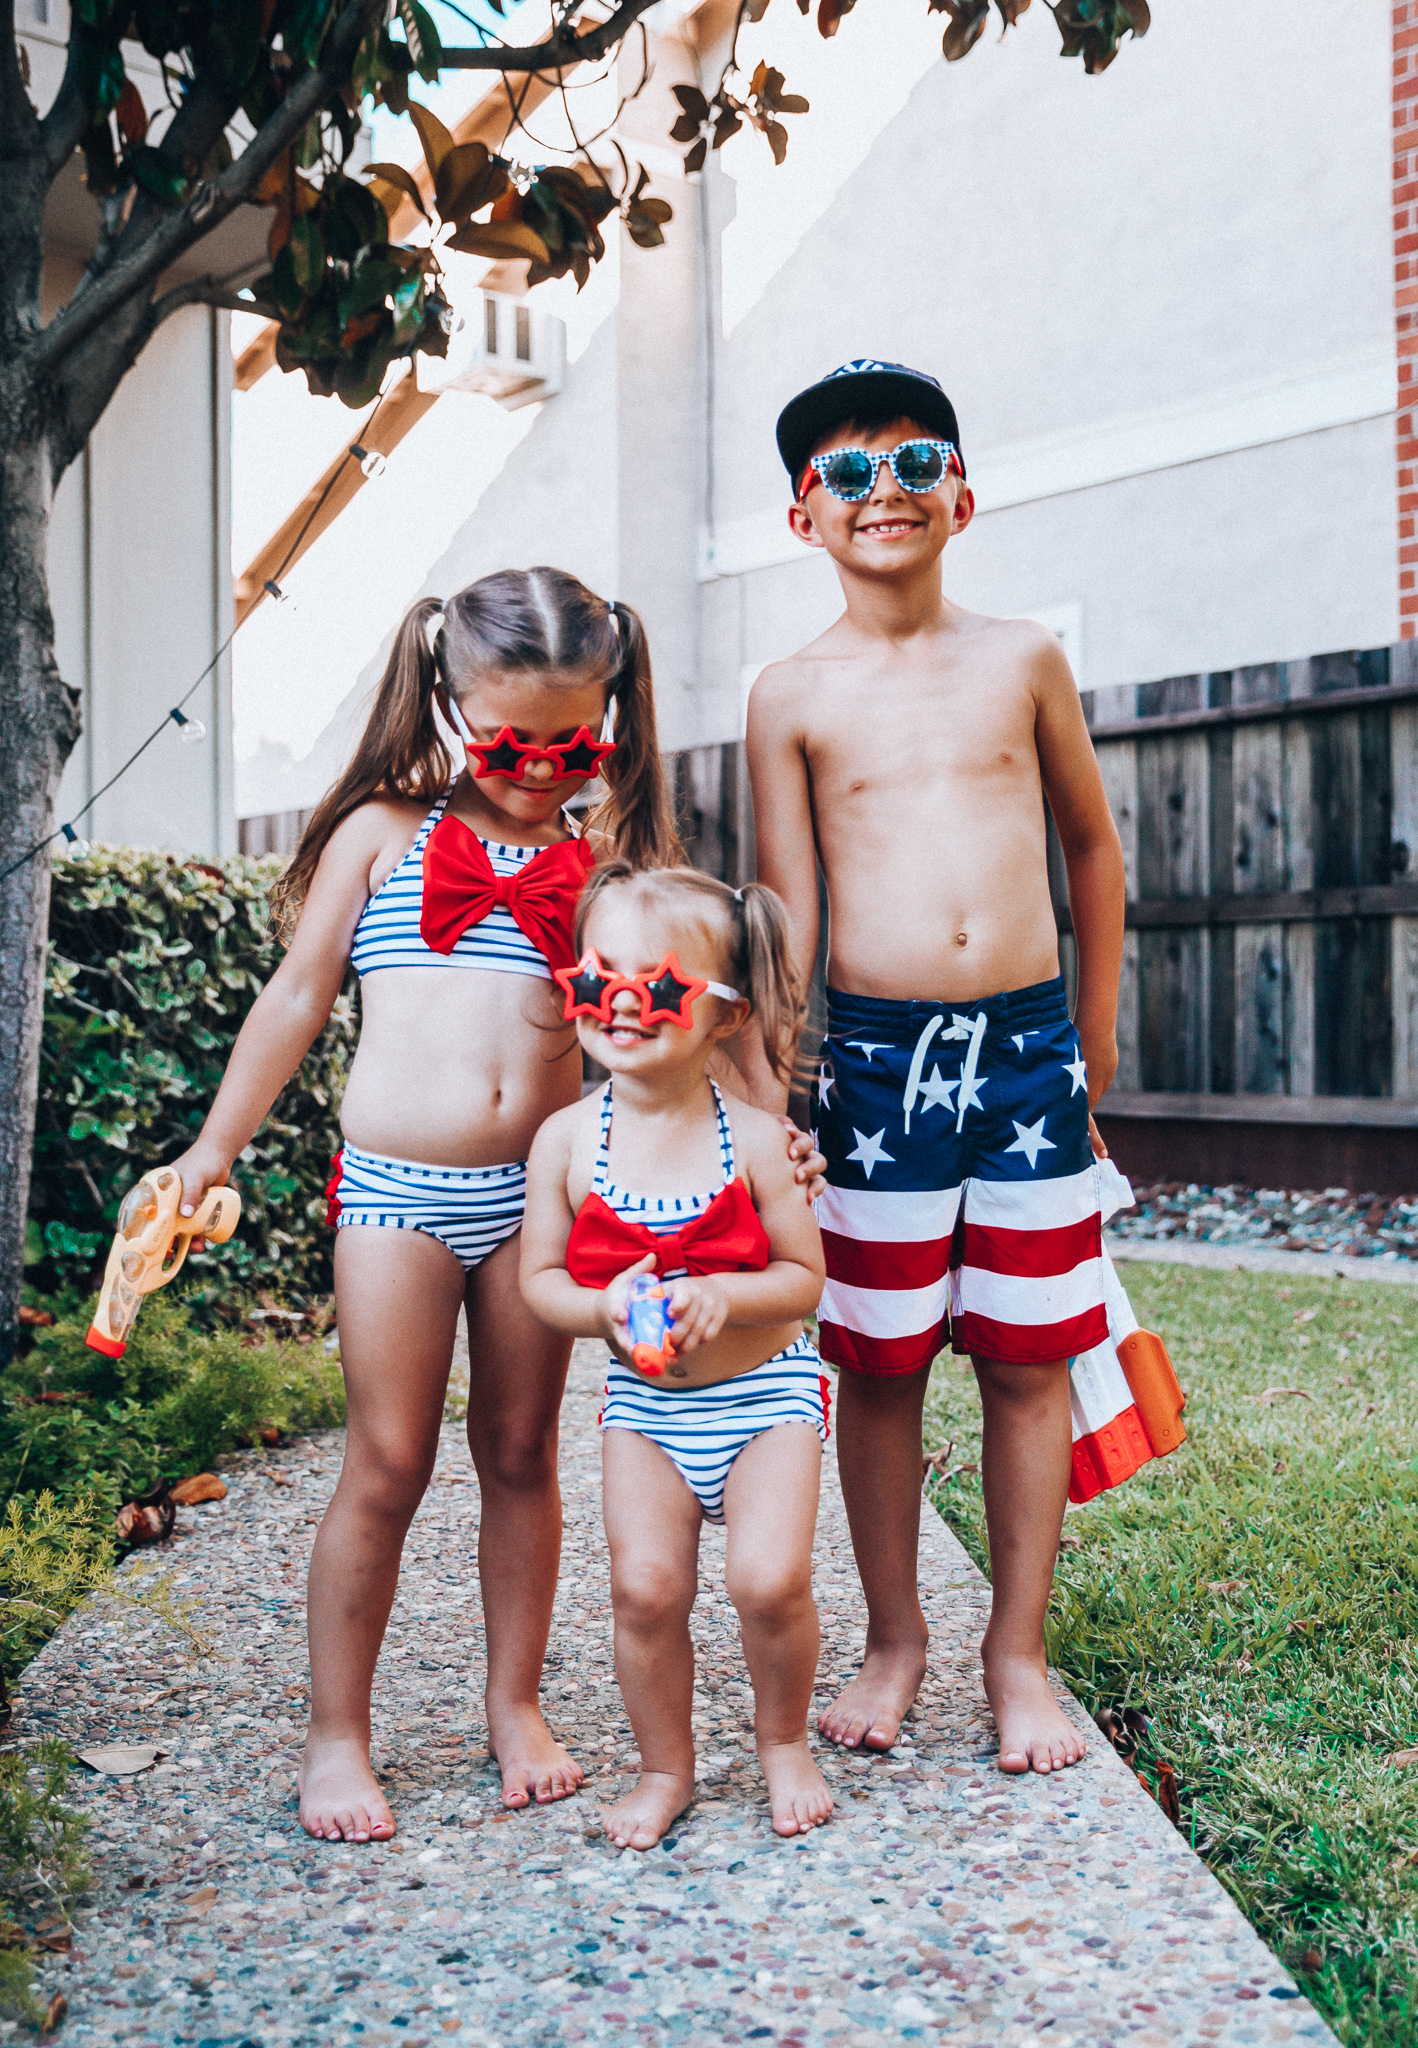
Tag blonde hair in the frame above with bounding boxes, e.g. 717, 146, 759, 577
272, 568, 682, 932
576, 862, 806, 1083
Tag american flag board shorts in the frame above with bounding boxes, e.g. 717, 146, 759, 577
814, 976, 1108, 1374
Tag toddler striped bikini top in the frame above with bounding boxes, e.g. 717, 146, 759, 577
566, 1081, 772, 1286
349, 793, 594, 981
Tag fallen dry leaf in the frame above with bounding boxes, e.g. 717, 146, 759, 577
33, 1924, 71, 1954
1244, 1387, 1313, 1405
17, 1307, 55, 1328
187, 1885, 218, 1917
41, 1993, 66, 2035
170, 1473, 226, 1505
1298, 1947, 1322, 1974
75, 1744, 161, 1777
1058, 1533, 1083, 1552
1237, 1649, 1253, 1673
1146, 1759, 1182, 1826
1293, 1308, 1319, 1325
1391, 1748, 1418, 1768
1209, 1578, 1245, 1594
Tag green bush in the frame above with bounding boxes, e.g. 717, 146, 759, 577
3, 1291, 345, 1531
28, 846, 356, 1299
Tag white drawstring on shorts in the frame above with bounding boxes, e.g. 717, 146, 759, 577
901, 1010, 989, 1135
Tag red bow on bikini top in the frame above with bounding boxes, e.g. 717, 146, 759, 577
565, 1181, 772, 1289
419, 814, 594, 971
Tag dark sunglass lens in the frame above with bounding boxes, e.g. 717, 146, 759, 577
893, 441, 947, 492
819, 450, 878, 499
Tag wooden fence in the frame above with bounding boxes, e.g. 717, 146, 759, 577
675, 642, 1418, 1192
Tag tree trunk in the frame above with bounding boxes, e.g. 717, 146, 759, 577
0, 414, 81, 1365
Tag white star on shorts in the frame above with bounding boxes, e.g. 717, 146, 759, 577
917, 1063, 958, 1116
817, 1065, 834, 1108
847, 1128, 895, 1179
1005, 1116, 1056, 1170
1063, 1050, 1089, 1096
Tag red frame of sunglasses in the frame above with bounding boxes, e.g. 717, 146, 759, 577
553, 948, 740, 1030
467, 725, 617, 782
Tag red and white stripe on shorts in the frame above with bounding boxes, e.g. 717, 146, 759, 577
817, 1163, 1108, 1374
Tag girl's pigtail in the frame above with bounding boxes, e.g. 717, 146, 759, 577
271, 597, 448, 935
735, 883, 806, 1085
589, 601, 685, 870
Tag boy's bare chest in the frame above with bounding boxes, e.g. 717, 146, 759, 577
803, 682, 1038, 800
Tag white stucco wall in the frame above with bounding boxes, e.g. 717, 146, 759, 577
693, 0, 1396, 714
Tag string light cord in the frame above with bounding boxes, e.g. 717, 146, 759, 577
0, 384, 395, 889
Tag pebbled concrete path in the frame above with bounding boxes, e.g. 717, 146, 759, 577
15, 1341, 1335, 2046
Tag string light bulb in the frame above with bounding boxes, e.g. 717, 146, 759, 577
349, 441, 386, 479
169, 707, 207, 746
59, 823, 90, 857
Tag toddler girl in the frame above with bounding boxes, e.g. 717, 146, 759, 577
521, 863, 834, 1845
168, 570, 684, 1841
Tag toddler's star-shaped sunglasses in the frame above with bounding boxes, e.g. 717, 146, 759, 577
443, 692, 616, 783
799, 437, 965, 504
554, 948, 742, 1030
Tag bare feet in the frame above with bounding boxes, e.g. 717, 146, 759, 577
983, 1648, 1087, 1775
602, 1769, 694, 1850
488, 1700, 584, 1809
298, 1733, 396, 1843
760, 1737, 834, 1837
816, 1642, 926, 1751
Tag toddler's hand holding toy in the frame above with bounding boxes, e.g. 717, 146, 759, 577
663, 1275, 732, 1354
601, 1253, 661, 1350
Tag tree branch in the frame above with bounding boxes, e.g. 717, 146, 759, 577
433, 0, 664, 72
151, 278, 280, 326
29, 0, 384, 380
37, 29, 91, 178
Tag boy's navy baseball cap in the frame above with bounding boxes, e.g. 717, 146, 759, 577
775, 360, 964, 488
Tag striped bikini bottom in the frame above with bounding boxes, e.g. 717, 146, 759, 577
599, 1334, 830, 1523
325, 1142, 526, 1273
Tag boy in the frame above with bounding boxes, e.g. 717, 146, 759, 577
741, 361, 1125, 1774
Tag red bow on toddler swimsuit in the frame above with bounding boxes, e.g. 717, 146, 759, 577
420, 815, 594, 972
565, 1180, 771, 1289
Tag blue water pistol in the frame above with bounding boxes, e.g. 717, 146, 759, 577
626, 1273, 675, 1377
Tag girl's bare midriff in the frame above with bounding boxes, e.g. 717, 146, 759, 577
341, 967, 582, 1167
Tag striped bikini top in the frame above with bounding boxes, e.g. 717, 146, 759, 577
565, 1081, 772, 1286
349, 794, 592, 981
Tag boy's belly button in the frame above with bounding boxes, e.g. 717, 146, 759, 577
955, 931, 969, 947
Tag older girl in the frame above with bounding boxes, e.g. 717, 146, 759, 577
173, 571, 691, 1842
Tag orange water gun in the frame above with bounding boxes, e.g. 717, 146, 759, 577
86, 1169, 241, 1358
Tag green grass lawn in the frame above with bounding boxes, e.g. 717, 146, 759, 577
924, 1262, 1418, 2048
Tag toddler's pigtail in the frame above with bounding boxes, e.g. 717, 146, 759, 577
272, 597, 449, 934
589, 601, 685, 870
734, 883, 806, 1085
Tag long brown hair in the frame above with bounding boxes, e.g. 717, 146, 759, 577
272, 568, 681, 931
575, 862, 807, 1084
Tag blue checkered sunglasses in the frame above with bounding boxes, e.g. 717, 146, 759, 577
798, 437, 966, 503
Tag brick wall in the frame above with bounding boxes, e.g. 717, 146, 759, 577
1399, 3, 1418, 636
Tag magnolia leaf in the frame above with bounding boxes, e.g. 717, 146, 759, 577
366, 161, 428, 219
634, 197, 673, 224
625, 210, 666, 250
765, 118, 789, 165
448, 219, 552, 265
398, 0, 444, 82
759, 64, 786, 99
390, 268, 425, 344
669, 111, 702, 144
115, 78, 148, 148
712, 107, 742, 147
749, 57, 768, 95
777, 91, 810, 113
1126, 0, 1151, 31
255, 153, 292, 207
127, 144, 189, 207
940, 0, 989, 59
994, 0, 1030, 20
436, 140, 509, 225
170, 1473, 226, 1505
684, 137, 708, 174
672, 82, 710, 123
407, 97, 454, 179
743, 0, 771, 18
288, 215, 325, 293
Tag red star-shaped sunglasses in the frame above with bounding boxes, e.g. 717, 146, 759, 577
554, 949, 742, 1029
444, 693, 616, 783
